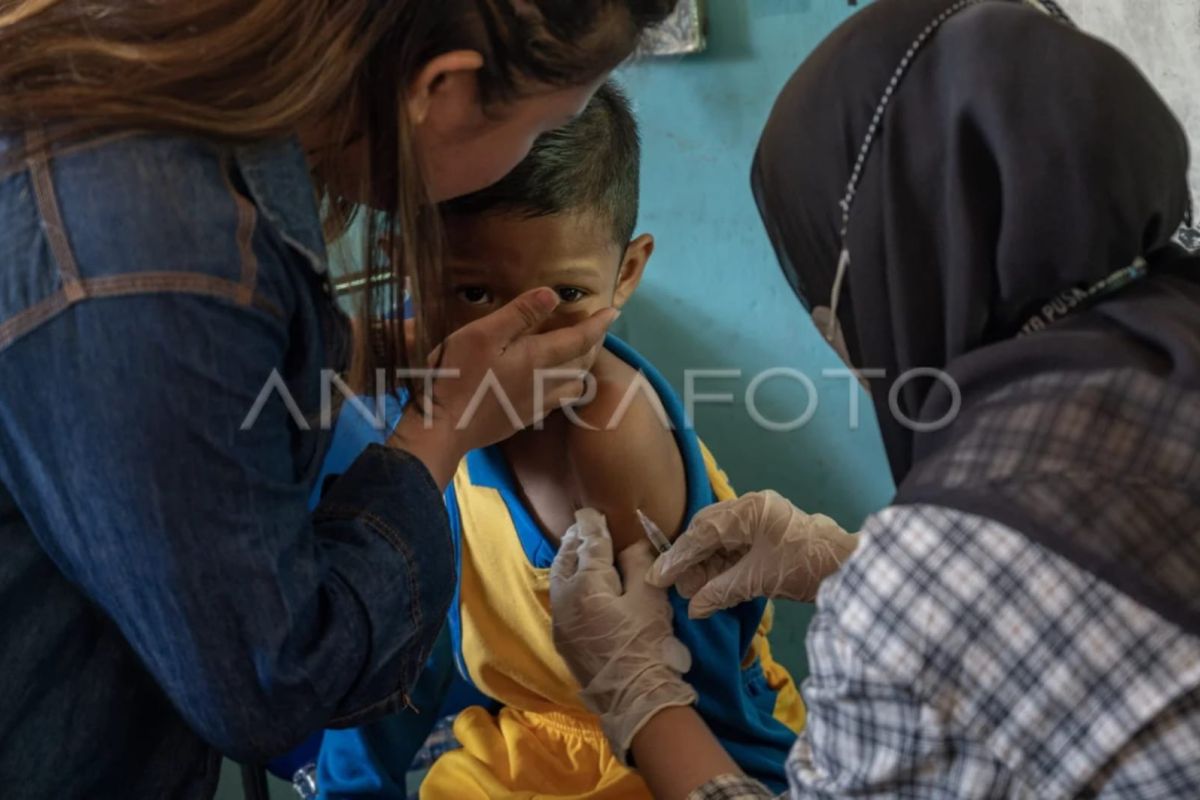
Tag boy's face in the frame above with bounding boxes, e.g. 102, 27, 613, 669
443, 210, 652, 349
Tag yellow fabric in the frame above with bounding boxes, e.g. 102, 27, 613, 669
420, 707, 649, 800
452, 462, 581, 714
426, 443, 806, 798
749, 603, 807, 735
699, 441, 737, 503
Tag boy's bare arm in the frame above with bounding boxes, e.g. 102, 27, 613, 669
566, 370, 688, 555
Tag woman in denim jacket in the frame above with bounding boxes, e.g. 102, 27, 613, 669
0, 2, 678, 797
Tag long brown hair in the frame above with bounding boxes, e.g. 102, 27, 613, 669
0, 0, 678, 389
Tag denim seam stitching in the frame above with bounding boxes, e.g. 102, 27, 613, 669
220, 155, 260, 305
326, 687, 412, 728
314, 504, 424, 634
0, 276, 285, 353
27, 129, 84, 297
314, 503, 426, 725
390, 450, 445, 501
3, 141, 282, 352
0, 291, 71, 352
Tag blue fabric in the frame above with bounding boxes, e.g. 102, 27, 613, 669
443, 481, 470, 683
309, 392, 407, 509
0, 134, 455, 798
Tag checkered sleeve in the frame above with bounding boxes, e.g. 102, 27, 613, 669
783, 505, 1200, 799
786, 577, 1020, 798
687, 773, 775, 800
1088, 685, 1200, 797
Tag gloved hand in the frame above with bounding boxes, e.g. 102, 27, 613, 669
647, 490, 857, 619
550, 509, 698, 762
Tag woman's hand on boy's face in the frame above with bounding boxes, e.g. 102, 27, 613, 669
426, 287, 617, 452
393, 287, 613, 487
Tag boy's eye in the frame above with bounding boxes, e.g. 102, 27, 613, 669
456, 287, 493, 306
556, 287, 588, 304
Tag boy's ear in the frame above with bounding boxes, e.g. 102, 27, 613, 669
407, 50, 486, 128
613, 233, 655, 309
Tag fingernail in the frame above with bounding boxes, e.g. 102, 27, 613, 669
533, 288, 559, 310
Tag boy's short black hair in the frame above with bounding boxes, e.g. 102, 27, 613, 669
441, 81, 641, 246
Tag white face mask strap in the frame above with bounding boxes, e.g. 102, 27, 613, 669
825, 247, 850, 342
826, 0, 1067, 345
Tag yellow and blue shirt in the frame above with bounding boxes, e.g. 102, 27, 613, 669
316, 336, 803, 798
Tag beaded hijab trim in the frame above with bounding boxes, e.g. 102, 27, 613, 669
824, 0, 1074, 341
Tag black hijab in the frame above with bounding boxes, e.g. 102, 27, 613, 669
754, 0, 1200, 634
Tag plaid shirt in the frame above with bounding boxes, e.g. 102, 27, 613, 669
690, 505, 1200, 800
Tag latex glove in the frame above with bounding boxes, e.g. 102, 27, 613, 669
550, 509, 698, 762
648, 490, 857, 619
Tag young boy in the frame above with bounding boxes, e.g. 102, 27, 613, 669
321, 83, 803, 798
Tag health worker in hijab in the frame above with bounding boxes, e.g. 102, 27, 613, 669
548, 1, 1200, 798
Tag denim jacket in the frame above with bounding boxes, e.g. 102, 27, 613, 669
0, 133, 454, 799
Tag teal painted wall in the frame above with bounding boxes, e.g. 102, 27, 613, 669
611, 0, 893, 680
612, 0, 893, 676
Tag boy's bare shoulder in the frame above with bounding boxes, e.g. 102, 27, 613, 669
566, 350, 686, 553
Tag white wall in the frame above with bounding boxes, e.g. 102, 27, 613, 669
1057, 0, 1200, 206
